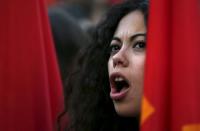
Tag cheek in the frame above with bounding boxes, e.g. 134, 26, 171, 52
130, 55, 145, 80
107, 58, 113, 73
129, 56, 145, 106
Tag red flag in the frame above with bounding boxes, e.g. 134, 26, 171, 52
0, 0, 64, 130
141, 0, 200, 131
46, 0, 57, 6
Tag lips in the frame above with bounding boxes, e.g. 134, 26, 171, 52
109, 73, 130, 100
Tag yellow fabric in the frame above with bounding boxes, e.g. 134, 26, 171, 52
183, 124, 200, 131
141, 96, 155, 125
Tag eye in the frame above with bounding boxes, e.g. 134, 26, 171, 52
133, 41, 146, 49
109, 44, 121, 55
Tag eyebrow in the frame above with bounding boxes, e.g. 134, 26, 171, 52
111, 33, 146, 43
130, 33, 146, 41
111, 37, 121, 43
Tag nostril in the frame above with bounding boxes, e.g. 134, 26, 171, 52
112, 56, 128, 68
113, 56, 122, 67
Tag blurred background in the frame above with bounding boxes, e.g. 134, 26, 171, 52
47, 0, 123, 27
46, 0, 123, 85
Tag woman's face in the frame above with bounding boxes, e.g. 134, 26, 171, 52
108, 10, 146, 117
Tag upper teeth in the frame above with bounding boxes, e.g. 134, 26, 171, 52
115, 77, 124, 82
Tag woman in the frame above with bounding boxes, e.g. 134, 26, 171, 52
64, 0, 148, 130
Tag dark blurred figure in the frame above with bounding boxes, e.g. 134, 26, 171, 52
48, 7, 91, 85
50, 0, 95, 32
62, 0, 94, 19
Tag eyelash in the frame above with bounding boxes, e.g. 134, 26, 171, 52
109, 40, 146, 55
133, 40, 146, 49
109, 44, 121, 55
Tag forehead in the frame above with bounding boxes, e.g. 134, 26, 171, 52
113, 10, 146, 38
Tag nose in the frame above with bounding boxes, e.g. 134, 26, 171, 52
112, 49, 129, 68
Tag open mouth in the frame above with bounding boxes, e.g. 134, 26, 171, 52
110, 74, 130, 93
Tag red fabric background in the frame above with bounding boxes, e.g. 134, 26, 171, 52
0, 0, 64, 130
46, 0, 57, 6
141, 0, 200, 130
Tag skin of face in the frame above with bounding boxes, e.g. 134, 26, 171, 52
108, 10, 146, 117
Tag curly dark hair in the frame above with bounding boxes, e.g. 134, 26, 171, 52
64, 0, 148, 130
